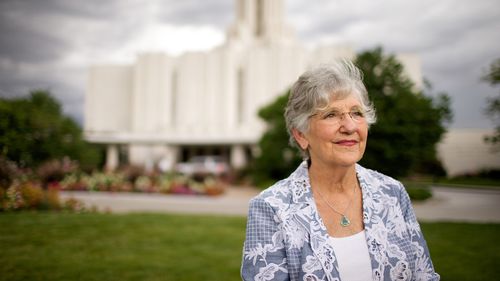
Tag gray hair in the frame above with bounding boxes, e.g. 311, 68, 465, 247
284, 60, 377, 158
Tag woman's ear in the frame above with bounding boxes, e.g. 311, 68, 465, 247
292, 128, 309, 150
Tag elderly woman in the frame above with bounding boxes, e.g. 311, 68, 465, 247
241, 61, 439, 281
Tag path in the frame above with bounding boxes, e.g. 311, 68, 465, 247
61, 186, 500, 222
412, 186, 500, 222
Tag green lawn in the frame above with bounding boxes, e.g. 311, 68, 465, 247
0, 213, 246, 281
0, 213, 499, 281
421, 222, 500, 281
402, 176, 500, 190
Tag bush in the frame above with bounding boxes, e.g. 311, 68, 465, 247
456, 169, 500, 180
0, 91, 103, 169
0, 180, 88, 212
37, 158, 78, 188
404, 183, 433, 201
0, 156, 20, 189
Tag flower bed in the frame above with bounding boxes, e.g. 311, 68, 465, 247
1, 181, 90, 212
1, 157, 226, 214
59, 172, 226, 196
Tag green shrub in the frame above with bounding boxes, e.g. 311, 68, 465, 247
0, 156, 19, 189
0, 180, 88, 212
406, 186, 433, 201
36, 158, 78, 188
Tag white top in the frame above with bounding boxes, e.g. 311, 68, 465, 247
328, 230, 373, 281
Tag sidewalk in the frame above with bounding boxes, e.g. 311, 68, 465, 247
61, 186, 500, 222
412, 186, 500, 222
61, 186, 260, 216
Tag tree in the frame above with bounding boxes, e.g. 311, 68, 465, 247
251, 47, 452, 185
251, 92, 302, 186
356, 47, 451, 177
0, 90, 102, 169
482, 58, 500, 146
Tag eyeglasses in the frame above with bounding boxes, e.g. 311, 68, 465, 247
310, 109, 368, 125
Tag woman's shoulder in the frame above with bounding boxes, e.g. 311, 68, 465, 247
250, 161, 309, 206
356, 165, 413, 209
356, 164, 404, 191
251, 178, 294, 205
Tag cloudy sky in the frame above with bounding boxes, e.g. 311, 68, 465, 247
0, 0, 498, 129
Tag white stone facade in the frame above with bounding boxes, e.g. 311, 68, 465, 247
87, 0, 491, 175
438, 129, 500, 177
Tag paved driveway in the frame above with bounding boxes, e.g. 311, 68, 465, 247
413, 186, 500, 223
61, 186, 260, 216
61, 186, 500, 222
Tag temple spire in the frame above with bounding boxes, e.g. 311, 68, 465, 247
227, 0, 294, 46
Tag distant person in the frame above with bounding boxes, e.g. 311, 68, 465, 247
241, 61, 439, 280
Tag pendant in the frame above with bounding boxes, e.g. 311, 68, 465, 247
340, 215, 351, 227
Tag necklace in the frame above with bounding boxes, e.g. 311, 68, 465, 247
314, 182, 357, 227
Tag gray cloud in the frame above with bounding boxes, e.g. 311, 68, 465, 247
0, 3, 69, 63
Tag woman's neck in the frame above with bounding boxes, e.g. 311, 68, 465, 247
308, 161, 357, 193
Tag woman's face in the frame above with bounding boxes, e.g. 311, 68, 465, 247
294, 95, 369, 169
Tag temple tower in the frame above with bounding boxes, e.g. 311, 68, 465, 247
227, 0, 295, 46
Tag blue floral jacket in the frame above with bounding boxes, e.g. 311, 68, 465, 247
241, 161, 439, 281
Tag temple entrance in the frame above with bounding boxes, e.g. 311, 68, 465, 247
179, 145, 231, 163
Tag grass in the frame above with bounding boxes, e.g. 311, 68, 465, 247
434, 178, 500, 189
421, 222, 500, 281
0, 213, 499, 281
402, 173, 500, 190
0, 212, 246, 281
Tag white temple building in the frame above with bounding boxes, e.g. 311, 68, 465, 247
84, 0, 499, 176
